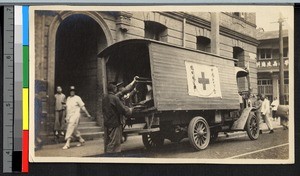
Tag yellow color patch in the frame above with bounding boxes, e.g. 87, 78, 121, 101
22, 88, 29, 130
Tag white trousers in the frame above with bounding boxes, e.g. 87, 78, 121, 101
260, 113, 273, 130
65, 113, 81, 140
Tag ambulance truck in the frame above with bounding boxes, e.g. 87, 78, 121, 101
98, 39, 259, 151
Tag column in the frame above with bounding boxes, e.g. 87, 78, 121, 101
272, 73, 279, 99
115, 12, 132, 42
210, 12, 220, 55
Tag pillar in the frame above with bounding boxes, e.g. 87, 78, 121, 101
115, 12, 132, 41
272, 73, 279, 99
210, 12, 220, 55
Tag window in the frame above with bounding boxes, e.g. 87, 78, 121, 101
233, 47, 244, 67
257, 79, 273, 99
259, 49, 272, 59
144, 21, 167, 42
196, 36, 211, 52
258, 79, 272, 85
278, 78, 289, 85
283, 48, 288, 58
232, 12, 245, 19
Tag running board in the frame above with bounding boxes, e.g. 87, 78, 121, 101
123, 127, 160, 134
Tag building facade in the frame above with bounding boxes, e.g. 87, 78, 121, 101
34, 10, 259, 137
256, 30, 289, 104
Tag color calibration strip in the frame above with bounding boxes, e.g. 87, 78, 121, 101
13, 6, 23, 172
22, 5, 29, 173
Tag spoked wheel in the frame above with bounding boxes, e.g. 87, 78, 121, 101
188, 116, 210, 150
245, 112, 259, 140
142, 132, 164, 150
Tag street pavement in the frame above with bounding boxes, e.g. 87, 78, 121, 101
35, 118, 289, 160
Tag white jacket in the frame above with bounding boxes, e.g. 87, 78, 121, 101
271, 99, 279, 111
261, 99, 270, 115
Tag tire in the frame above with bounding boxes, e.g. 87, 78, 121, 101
245, 112, 259, 140
188, 116, 210, 150
142, 132, 164, 150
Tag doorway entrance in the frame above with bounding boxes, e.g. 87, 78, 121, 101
55, 14, 108, 118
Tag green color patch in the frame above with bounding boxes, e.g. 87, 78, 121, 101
23, 46, 29, 88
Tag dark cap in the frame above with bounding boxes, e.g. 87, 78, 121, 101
70, 86, 76, 91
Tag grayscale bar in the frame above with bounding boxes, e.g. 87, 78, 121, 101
3, 6, 14, 173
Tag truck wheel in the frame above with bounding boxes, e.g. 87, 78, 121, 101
142, 132, 164, 150
188, 116, 210, 150
246, 112, 259, 140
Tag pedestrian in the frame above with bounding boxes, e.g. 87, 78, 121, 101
102, 83, 134, 155
271, 97, 279, 121
115, 77, 139, 143
260, 94, 274, 134
35, 92, 43, 150
54, 86, 66, 140
253, 94, 262, 134
62, 86, 91, 150
245, 93, 252, 108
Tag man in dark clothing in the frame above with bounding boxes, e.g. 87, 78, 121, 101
253, 94, 263, 134
35, 93, 43, 150
102, 82, 135, 154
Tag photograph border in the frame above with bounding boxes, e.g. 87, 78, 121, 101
29, 5, 295, 164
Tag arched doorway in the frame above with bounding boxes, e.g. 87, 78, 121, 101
54, 14, 108, 118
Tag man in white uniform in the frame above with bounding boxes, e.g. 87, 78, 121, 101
271, 97, 279, 121
260, 94, 274, 134
63, 86, 91, 150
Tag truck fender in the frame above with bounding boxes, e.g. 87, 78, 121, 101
231, 107, 253, 130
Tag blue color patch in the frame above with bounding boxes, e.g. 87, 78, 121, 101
22, 6, 29, 46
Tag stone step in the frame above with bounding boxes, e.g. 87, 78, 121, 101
81, 132, 103, 140
79, 121, 98, 127
79, 117, 94, 122
78, 126, 102, 133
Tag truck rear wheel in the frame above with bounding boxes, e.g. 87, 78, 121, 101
245, 112, 259, 140
188, 116, 210, 150
142, 132, 164, 150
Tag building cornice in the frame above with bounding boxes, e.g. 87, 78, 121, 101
222, 12, 257, 28
160, 11, 259, 46
219, 26, 260, 46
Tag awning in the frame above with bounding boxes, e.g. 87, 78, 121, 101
235, 67, 248, 77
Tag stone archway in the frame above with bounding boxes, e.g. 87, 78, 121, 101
47, 11, 113, 121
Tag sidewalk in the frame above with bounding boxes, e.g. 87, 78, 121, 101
35, 117, 285, 157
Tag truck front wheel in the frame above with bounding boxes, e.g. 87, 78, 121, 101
142, 132, 164, 150
188, 116, 210, 150
245, 112, 259, 140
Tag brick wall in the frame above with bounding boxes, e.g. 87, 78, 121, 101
34, 11, 258, 133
